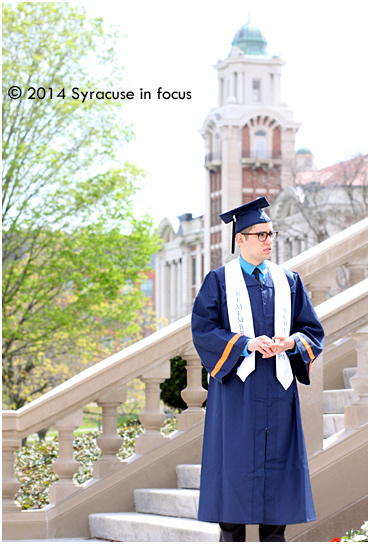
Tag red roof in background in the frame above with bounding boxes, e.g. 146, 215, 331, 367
296, 154, 368, 187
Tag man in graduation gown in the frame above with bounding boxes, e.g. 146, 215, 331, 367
191, 197, 324, 542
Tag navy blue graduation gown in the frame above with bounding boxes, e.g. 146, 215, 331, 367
191, 262, 324, 525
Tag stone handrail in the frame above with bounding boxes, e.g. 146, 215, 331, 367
2, 219, 368, 514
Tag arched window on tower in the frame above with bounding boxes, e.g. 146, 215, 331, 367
254, 131, 267, 158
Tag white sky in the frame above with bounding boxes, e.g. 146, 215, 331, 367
84, 0, 369, 229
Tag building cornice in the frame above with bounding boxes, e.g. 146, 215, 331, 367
201, 105, 301, 133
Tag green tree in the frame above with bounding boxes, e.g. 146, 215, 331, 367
2, 2, 160, 409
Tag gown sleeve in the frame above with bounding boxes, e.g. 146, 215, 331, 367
287, 271, 325, 385
191, 270, 249, 384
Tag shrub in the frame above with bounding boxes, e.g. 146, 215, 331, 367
15, 438, 59, 509
160, 355, 208, 411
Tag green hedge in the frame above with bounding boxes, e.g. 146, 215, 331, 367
160, 356, 208, 411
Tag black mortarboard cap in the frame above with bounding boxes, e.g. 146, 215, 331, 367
219, 197, 271, 253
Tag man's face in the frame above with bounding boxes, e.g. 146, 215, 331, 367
236, 221, 274, 265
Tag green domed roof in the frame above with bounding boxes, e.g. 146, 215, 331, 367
231, 22, 268, 56
296, 147, 313, 155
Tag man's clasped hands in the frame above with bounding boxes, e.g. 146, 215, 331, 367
247, 336, 296, 358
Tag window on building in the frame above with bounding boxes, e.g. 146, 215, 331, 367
210, 172, 221, 194
140, 278, 154, 298
211, 199, 215, 226
164, 227, 174, 244
216, 170, 221, 191
254, 131, 267, 158
192, 256, 196, 286
211, 248, 222, 270
211, 195, 221, 226
252, 79, 261, 102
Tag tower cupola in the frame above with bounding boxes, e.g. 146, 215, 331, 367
231, 20, 268, 56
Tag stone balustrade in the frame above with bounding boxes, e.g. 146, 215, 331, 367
1, 322, 208, 512
2, 219, 368, 521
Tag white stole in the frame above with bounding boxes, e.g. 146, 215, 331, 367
225, 258, 294, 390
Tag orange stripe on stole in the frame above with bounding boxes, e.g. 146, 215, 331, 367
297, 333, 315, 374
211, 334, 242, 378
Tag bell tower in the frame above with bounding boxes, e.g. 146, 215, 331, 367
201, 20, 301, 271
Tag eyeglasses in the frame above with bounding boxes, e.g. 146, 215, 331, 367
240, 231, 278, 242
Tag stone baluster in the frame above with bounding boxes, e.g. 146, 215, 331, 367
307, 271, 336, 306
346, 256, 368, 287
93, 385, 127, 479
49, 409, 83, 504
177, 348, 208, 431
2, 411, 22, 511
309, 285, 330, 306
344, 324, 368, 430
135, 360, 171, 454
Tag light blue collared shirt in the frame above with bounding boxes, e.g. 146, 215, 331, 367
239, 255, 267, 283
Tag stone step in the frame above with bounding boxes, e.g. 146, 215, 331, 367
176, 463, 201, 489
89, 512, 219, 542
323, 413, 344, 439
134, 488, 199, 519
323, 389, 357, 414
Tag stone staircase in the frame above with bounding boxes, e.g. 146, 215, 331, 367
89, 369, 360, 542
89, 366, 359, 542
89, 464, 219, 542
323, 368, 358, 442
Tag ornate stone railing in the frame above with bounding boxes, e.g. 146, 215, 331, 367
2, 219, 368, 517
2, 320, 207, 511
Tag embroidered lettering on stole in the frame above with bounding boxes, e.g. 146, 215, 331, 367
225, 259, 293, 389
